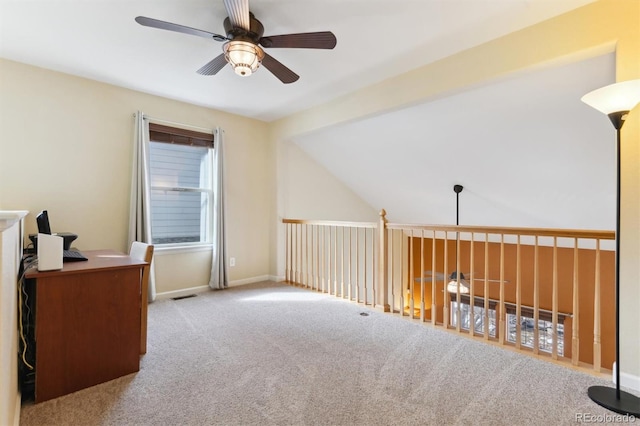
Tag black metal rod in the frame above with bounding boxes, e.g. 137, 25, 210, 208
586, 112, 639, 416
615, 125, 621, 399
456, 191, 459, 226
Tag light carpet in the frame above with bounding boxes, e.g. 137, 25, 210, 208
20, 281, 637, 425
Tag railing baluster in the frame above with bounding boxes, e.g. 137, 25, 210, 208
409, 229, 415, 318
420, 230, 425, 322
431, 232, 437, 325
371, 229, 376, 310
469, 232, 475, 335
593, 239, 601, 372
340, 227, 345, 298
315, 225, 319, 291
356, 228, 360, 303
321, 225, 326, 293
400, 229, 405, 315
455, 230, 461, 333
572, 238, 580, 366
327, 226, 332, 294
306, 224, 310, 288
365, 229, 378, 308
299, 224, 303, 285
484, 233, 489, 340
443, 234, 449, 328
331, 226, 338, 296
285, 223, 290, 282
516, 235, 522, 350
308, 224, 312, 288
533, 236, 540, 355
294, 223, 298, 284
499, 234, 505, 345
552, 237, 559, 360
364, 228, 368, 305
390, 229, 395, 313
348, 227, 352, 300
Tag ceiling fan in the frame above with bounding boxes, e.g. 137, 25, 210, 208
420, 271, 508, 294
421, 185, 509, 294
135, 0, 337, 84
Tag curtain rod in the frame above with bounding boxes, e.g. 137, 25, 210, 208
137, 113, 215, 135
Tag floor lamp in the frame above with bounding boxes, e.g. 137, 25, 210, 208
581, 79, 640, 417
447, 184, 470, 294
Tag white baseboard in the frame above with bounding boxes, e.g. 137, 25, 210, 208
155, 285, 210, 301
13, 391, 21, 426
156, 276, 283, 299
229, 275, 273, 287
612, 362, 640, 392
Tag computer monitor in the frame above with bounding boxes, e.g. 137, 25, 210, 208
36, 210, 52, 235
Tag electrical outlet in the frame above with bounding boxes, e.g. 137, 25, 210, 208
230, 257, 236, 267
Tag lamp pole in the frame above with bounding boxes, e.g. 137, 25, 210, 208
454, 184, 463, 226
581, 80, 640, 417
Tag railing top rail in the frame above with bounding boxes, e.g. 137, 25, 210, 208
386, 223, 614, 240
283, 218, 377, 228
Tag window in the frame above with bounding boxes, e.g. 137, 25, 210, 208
506, 311, 565, 356
450, 295, 497, 337
450, 295, 565, 356
148, 123, 214, 246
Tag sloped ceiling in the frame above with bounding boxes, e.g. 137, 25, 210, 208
293, 53, 616, 230
0, 0, 615, 232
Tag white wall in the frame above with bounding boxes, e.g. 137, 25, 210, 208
270, 136, 378, 279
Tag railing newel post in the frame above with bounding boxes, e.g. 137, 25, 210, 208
378, 209, 390, 312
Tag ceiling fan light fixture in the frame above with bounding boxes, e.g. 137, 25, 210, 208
224, 40, 264, 77
446, 271, 470, 294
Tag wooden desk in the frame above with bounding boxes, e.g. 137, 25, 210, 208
24, 250, 146, 403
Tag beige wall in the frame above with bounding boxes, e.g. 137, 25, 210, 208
271, 0, 640, 379
0, 59, 272, 291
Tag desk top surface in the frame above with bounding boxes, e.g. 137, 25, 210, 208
24, 249, 147, 279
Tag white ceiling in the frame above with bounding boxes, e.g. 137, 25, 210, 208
0, 0, 595, 121
1, 0, 616, 232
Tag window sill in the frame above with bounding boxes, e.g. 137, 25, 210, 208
154, 244, 213, 256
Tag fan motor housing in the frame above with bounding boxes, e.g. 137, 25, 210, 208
223, 12, 264, 43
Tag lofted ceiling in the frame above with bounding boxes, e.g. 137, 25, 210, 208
0, 0, 596, 122
1, 0, 616, 232
293, 53, 617, 230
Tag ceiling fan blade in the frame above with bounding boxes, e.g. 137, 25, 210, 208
135, 16, 228, 41
261, 53, 299, 84
260, 32, 337, 49
196, 54, 228, 75
471, 277, 511, 283
223, 0, 250, 30
423, 271, 446, 280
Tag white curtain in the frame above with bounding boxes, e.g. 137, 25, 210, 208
128, 111, 157, 301
209, 127, 228, 290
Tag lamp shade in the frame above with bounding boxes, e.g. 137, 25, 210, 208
581, 79, 640, 114
223, 41, 264, 77
446, 272, 470, 294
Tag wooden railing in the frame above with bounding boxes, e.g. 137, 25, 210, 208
283, 210, 615, 373
283, 218, 378, 305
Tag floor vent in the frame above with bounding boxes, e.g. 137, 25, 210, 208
171, 294, 197, 301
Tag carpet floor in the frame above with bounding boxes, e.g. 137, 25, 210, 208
19, 281, 637, 425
